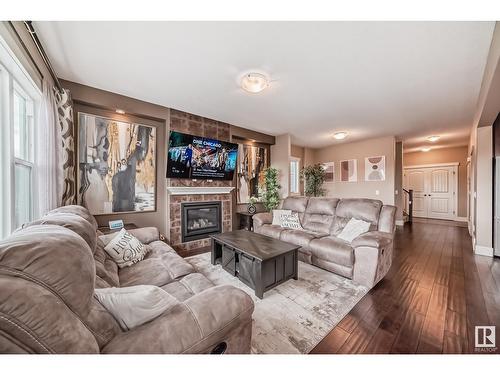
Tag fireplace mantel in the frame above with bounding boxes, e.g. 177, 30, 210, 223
167, 186, 235, 195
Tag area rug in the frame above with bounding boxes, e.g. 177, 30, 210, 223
185, 253, 369, 354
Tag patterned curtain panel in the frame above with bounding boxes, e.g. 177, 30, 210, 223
55, 88, 76, 206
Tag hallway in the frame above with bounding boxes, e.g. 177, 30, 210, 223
311, 218, 500, 354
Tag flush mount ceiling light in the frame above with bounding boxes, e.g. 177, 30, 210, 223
333, 131, 348, 140
427, 135, 440, 142
240, 73, 269, 93
115, 109, 125, 114
421, 147, 431, 152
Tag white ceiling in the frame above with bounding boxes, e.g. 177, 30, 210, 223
35, 21, 495, 150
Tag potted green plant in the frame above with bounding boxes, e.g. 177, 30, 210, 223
260, 167, 281, 211
300, 164, 326, 197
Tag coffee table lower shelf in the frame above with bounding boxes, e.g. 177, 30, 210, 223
211, 236, 298, 299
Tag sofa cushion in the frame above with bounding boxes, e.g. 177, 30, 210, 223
47, 205, 98, 230
280, 229, 326, 250
335, 198, 383, 226
94, 239, 120, 287
161, 273, 214, 302
302, 198, 338, 231
282, 196, 309, 213
119, 250, 195, 287
309, 236, 354, 267
330, 216, 351, 236
258, 224, 288, 240
23, 212, 97, 253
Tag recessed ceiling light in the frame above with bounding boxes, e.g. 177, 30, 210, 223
116, 109, 125, 114
421, 147, 431, 152
333, 131, 348, 140
240, 73, 269, 93
427, 135, 440, 142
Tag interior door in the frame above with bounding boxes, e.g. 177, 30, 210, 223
404, 169, 427, 217
404, 165, 457, 220
427, 167, 456, 219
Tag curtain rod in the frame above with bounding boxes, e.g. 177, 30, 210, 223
23, 21, 63, 93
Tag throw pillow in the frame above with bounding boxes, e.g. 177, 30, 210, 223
103, 228, 149, 268
280, 213, 303, 230
330, 216, 351, 236
95, 285, 178, 330
337, 218, 371, 242
272, 209, 292, 226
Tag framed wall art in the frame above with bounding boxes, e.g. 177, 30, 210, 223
365, 156, 386, 181
77, 112, 157, 215
237, 143, 269, 203
322, 162, 335, 183
340, 159, 357, 182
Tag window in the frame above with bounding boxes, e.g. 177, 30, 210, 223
0, 37, 40, 238
290, 158, 300, 195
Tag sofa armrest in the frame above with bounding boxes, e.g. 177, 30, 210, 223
351, 231, 393, 249
127, 227, 160, 244
352, 231, 394, 288
102, 285, 254, 354
253, 212, 272, 227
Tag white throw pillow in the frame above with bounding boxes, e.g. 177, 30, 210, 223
103, 228, 149, 268
95, 285, 178, 330
280, 213, 303, 230
337, 218, 371, 243
272, 209, 292, 226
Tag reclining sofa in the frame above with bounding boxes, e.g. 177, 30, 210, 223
0, 205, 254, 354
253, 197, 396, 288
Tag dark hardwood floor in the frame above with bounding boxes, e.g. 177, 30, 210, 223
310, 218, 500, 354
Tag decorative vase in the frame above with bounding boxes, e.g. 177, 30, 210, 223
247, 203, 256, 214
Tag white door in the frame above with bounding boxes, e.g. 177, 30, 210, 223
404, 165, 457, 220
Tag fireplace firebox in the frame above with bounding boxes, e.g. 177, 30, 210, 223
181, 201, 222, 242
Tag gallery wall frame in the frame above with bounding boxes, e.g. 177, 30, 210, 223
339, 159, 358, 182
322, 162, 335, 183
365, 155, 386, 181
75, 105, 160, 216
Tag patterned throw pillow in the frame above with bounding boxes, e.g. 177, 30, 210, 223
272, 209, 292, 226
280, 213, 303, 230
103, 228, 150, 268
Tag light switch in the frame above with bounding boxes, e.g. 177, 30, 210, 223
375, 190, 380, 196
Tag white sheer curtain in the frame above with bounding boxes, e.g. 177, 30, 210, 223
36, 80, 63, 216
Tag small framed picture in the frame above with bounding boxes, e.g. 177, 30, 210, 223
322, 162, 335, 183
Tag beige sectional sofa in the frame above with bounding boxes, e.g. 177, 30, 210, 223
253, 197, 396, 288
0, 205, 254, 354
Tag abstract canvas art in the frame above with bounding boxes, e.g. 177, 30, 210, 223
365, 156, 386, 181
237, 143, 268, 203
322, 162, 335, 183
77, 113, 156, 215
340, 159, 357, 182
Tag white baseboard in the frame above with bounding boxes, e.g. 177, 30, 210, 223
474, 245, 494, 257
395, 220, 405, 226
455, 216, 468, 222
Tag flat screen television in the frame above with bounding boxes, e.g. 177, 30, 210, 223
166, 131, 238, 180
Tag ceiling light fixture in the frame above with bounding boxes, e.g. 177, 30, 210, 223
240, 73, 269, 93
333, 131, 348, 140
427, 135, 440, 142
116, 109, 125, 115
421, 147, 431, 152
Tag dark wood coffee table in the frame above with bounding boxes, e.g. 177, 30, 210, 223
210, 230, 299, 299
